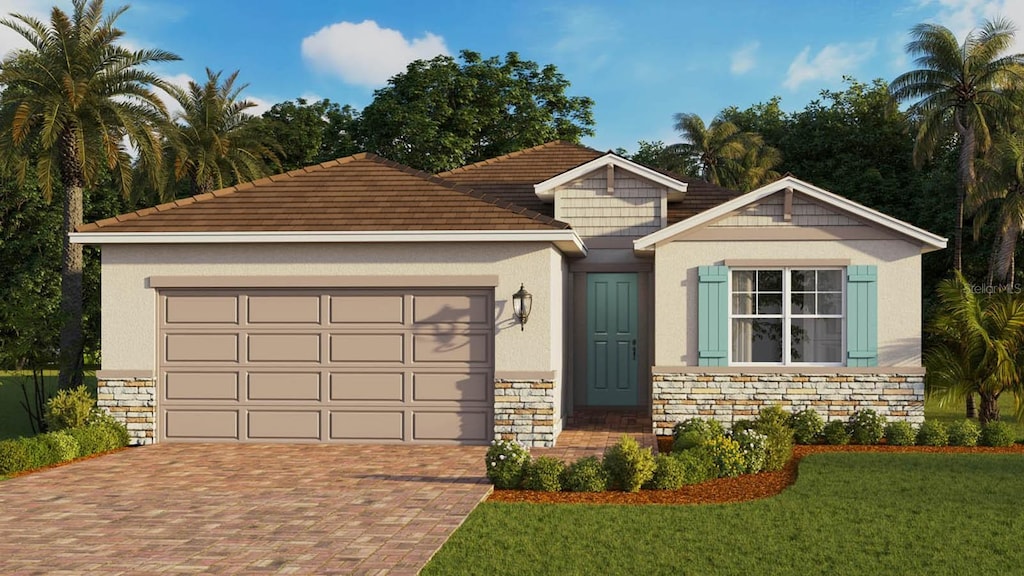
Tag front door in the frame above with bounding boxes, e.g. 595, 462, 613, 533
586, 273, 639, 406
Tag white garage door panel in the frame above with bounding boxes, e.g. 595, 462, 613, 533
159, 288, 493, 444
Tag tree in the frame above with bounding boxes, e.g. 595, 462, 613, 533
971, 131, 1024, 283
357, 50, 595, 173
249, 98, 359, 172
0, 0, 179, 389
152, 68, 276, 199
670, 112, 780, 191
623, 140, 695, 174
890, 19, 1024, 274
925, 272, 1024, 425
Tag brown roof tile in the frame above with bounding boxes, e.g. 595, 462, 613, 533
77, 154, 570, 233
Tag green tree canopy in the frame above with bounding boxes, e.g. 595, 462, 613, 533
357, 50, 595, 173
669, 112, 781, 191
248, 98, 359, 172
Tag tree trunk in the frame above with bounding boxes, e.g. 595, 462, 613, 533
955, 112, 976, 418
966, 393, 976, 420
978, 391, 1001, 426
56, 127, 85, 390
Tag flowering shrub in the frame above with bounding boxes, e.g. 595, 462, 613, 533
884, 421, 916, 446
698, 435, 745, 478
485, 439, 530, 489
521, 456, 565, 492
848, 409, 886, 445
731, 428, 767, 474
822, 420, 851, 445
789, 409, 825, 445
980, 421, 1016, 447
672, 418, 725, 452
603, 435, 656, 492
561, 456, 608, 492
947, 420, 981, 447
916, 420, 948, 446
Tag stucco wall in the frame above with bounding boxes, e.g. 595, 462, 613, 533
654, 239, 923, 367
100, 242, 564, 374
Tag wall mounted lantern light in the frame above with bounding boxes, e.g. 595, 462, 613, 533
512, 283, 533, 331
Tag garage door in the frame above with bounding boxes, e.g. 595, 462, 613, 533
157, 288, 494, 444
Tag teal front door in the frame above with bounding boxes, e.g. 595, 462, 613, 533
587, 273, 639, 406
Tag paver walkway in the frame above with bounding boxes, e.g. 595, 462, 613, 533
0, 443, 490, 575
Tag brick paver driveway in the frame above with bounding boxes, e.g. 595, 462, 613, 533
0, 443, 490, 574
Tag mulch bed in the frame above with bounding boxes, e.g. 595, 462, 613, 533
487, 443, 1024, 505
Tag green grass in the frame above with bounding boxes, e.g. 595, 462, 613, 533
424, 453, 1024, 576
0, 371, 96, 440
925, 394, 1024, 439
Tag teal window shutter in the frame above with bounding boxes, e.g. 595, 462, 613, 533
846, 265, 878, 367
698, 265, 729, 366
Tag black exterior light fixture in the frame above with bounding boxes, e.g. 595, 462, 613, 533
512, 283, 532, 331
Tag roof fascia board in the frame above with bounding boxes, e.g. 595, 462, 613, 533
534, 153, 688, 202
634, 176, 947, 252
70, 229, 589, 256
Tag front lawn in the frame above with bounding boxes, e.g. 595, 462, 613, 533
926, 394, 1023, 440
0, 371, 97, 440
423, 453, 1024, 575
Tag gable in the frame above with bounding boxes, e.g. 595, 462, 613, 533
553, 168, 668, 238
709, 191, 864, 228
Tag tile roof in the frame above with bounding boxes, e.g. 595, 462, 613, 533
76, 154, 570, 233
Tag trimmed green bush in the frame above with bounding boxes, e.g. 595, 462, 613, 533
755, 405, 791, 430
980, 421, 1017, 447
731, 428, 767, 474
561, 456, 608, 492
521, 456, 564, 492
485, 440, 530, 489
0, 439, 33, 475
789, 409, 825, 445
674, 449, 716, 485
646, 454, 691, 490
848, 409, 886, 445
40, 431, 80, 463
697, 435, 745, 478
947, 420, 981, 447
90, 412, 131, 447
672, 418, 725, 452
884, 421, 916, 446
822, 420, 851, 445
759, 422, 795, 472
603, 435, 656, 492
916, 421, 948, 446
44, 385, 97, 431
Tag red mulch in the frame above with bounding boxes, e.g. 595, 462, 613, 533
487, 443, 1024, 505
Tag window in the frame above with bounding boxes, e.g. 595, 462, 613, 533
731, 268, 843, 365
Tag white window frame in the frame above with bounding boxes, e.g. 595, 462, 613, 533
728, 267, 846, 366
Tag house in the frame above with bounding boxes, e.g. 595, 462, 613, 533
71, 141, 946, 446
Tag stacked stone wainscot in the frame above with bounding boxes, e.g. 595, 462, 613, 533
97, 377, 156, 445
494, 376, 560, 448
652, 370, 925, 436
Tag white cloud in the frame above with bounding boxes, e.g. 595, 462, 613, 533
783, 41, 876, 90
242, 96, 272, 118
300, 19, 447, 87
0, 0, 56, 59
919, 0, 1024, 52
154, 72, 193, 118
730, 41, 760, 75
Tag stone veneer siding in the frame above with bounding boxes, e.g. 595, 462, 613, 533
494, 376, 561, 447
652, 372, 924, 436
97, 378, 156, 445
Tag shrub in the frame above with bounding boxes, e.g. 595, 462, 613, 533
916, 421, 948, 446
521, 456, 564, 492
672, 418, 725, 452
0, 439, 33, 475
822, 420, 851, 445
603, 435, 656, 492
485, 440, 530, 489
848, 409, 886, 445
884, 421, 916, 446
674, 449, 716, 485
731, 428, 767, 474
755, 405, 791, 430
40, 431, 80, 463
759, 422, 795, 472
90, 411, 131, 447
730, 419, 756, 433
980, 421, 1017, 447
789, 409, 825, 445
947, 420, 981, 447
645, 454, 691, 490
67, 425, 115, 457
697, 435, 745, 478
44, 385, 97, 431
561, 456, 608, 492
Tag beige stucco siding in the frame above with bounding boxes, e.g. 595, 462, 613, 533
101, 242, 564, 375
654, 239, 922, 367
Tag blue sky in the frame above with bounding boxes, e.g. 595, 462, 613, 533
2, 0, 1023, 154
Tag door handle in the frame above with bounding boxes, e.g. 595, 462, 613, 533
632, 339, 637, 360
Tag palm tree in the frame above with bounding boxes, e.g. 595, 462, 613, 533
926, 272, 1024, 424
671, 112, 780, 191
891, 19, 1024, 274
970, 130, 1024, 283
153, 68, 276, 199
0, 0, 179, 389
